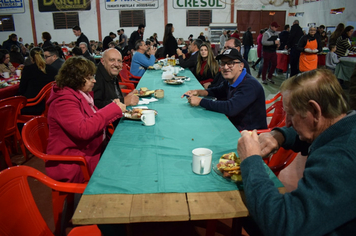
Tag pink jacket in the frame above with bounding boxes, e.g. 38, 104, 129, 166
46, 86, 123, 183
257, 33, 263, 58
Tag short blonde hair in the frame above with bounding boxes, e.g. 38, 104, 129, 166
280, 69, 349, 118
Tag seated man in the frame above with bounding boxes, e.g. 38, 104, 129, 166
130, 40, 156, 77
43, 46, 64, 71
237, 69, 356, 236
93, 48, 139, 126
182, 48, 267, 131
176, 39, 203, 73
79, 42, 95, 63
209, 37, 251, 88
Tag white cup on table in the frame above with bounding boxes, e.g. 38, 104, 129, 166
192, 148, 213, 175
141, 110, 155, 126
2, 72, 10, 79
16, 70, 21, 77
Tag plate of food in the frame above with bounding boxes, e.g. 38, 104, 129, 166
213, 152, 242, 183
123, 108, 158, 120
164, 79, 184, 85
134, 87, 155, 97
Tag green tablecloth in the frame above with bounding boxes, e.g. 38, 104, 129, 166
248, 47, 258, 63
335, 57, 356, 81
84, 69, 283, 195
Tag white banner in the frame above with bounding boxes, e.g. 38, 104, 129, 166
0, 0, 25, 13
173, 0, 226, 9
106, 0, 159, 10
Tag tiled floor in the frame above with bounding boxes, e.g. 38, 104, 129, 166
0, 64, 346, 235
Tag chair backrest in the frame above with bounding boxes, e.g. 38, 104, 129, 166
0, 165, 86, 236
27, 81, 54, 103
265, 92, 282, 105
267, 147, 298, 176
267, 100, 286, 129
0, 106, 13, 139
0, 96, 27, 134
22, 116, 49, 159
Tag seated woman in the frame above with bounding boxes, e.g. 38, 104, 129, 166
18, 47, 57, 115
46, 56, 126, 183
9, 45, 24, 65
195, 43, 219, 89
0, 49, 16, 76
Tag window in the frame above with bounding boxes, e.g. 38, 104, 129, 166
53, 12, 79, 29
0, 15, 15, 32
120, 10, 145, 27
186, 10, 211, 27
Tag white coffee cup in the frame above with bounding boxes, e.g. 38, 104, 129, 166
16, 70, 21, 77
2, 72, 10, 79
192, 148, 213, 175
140, 110, 155, 126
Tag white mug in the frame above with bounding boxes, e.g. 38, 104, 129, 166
192, 148, 213, 175
16, 70, 21, 77
140, 110, 155, 126
2, 72, 10, 79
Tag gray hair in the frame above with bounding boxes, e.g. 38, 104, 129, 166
79, 42, 88, 49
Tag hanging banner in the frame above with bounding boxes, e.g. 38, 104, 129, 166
38, 0, 91, 12
0, 0, 25, 14
106, 0, 159, 10
173, 0, 226, 9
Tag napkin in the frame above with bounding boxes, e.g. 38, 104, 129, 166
138, 98, 158, 105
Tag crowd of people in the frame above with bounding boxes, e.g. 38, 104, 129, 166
1, 20, 356, 235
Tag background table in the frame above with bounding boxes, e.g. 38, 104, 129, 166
0, 76, 20, 99
335, 57, 356, 81
72, 69, 283, 226
247, 47, 258, 63
276, 52, 289, 73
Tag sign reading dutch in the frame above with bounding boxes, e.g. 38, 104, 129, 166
0, 0, 25, 14
106, 0, 159, 10
173, 0, 225, 9
38, 0, 91, 12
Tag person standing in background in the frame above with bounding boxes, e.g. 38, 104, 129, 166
278, 25, 290, 50
329, 23, 345, 46
128, 24, 145, 53
163, 23, 178, 57
72, 25, 92, 53
220, 30, 228, 53
335, 26, 356, 58
242, 27, 253, 61
287, 20, 304, 77
261, 22, 280, 85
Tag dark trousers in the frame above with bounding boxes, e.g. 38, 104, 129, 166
244, 45, 251, 61
262, 51, 277, 81
289, 46, 300, 77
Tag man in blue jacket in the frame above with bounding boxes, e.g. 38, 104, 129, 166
238, 69, 356, 236
182, 48, 267, 131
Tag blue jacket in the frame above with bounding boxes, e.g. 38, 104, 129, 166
130, 52, 155, 77
200, 70, 267, 130
241, 111, 356, 236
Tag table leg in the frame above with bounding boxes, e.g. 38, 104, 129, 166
206, 219, 217, 236
231, 218, 242, 236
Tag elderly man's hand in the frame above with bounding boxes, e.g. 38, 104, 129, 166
237, 130, 261, 162
188, 96, 202, 106
176, 48, 183, 57
124, 90, 139, 106
181, 90, 197, 98
258, 131, 283, 158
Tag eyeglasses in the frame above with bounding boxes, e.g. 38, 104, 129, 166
44, 55, 53, 59
219, 61, 241, 68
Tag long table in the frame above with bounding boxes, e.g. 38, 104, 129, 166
72, 69, 284, 231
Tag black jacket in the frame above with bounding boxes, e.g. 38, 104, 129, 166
178, 51, 198, 73
243, 31, 254, 46
76, 33, 92, 53
287, 24, 304, 49
128, 31, 143, 51
163, 35, 178, 57
102, 36, 113, 50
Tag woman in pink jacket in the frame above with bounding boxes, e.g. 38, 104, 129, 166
251, 29, 265, 75
46, 56, 126, 183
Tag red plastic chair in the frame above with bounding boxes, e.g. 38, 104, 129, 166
0, 96, 28, 163
265, 147, 298, 176
0, 165, 101, 236
119, 63, 141, 86
22, 116, 91, 234
266, 92, 282, 117
119, 81, 135, 94
0, 105, 14, 167
17, 81, 55, 123
123, 54, 132, 65
257, 100, 286, 134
